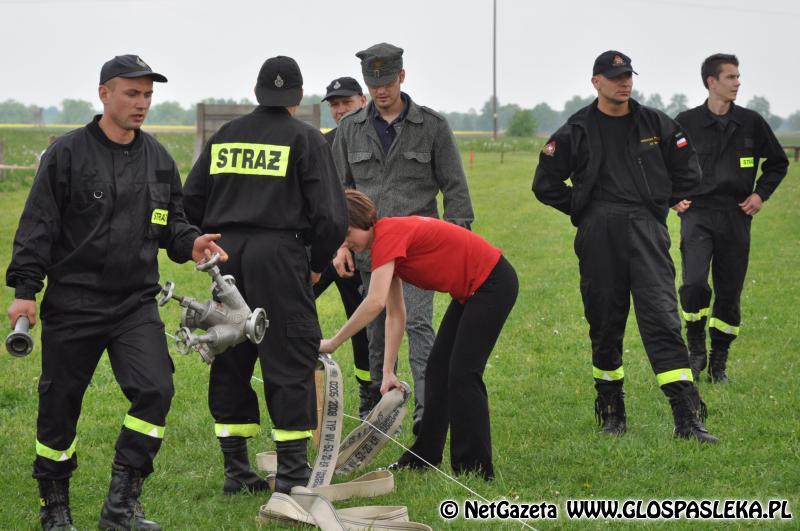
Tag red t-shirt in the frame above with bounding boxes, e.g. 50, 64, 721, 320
370, 217, 502, 303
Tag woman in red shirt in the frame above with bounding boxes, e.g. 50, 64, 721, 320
320, 190, 518, 480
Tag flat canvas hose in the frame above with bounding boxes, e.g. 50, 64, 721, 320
256, 354, 431, 530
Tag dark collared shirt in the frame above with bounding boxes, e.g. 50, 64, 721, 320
371, 93, 409, 154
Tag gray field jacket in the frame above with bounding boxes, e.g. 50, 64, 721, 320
332, 94, 474, 271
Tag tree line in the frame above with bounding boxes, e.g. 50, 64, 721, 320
0, 93, 796, 133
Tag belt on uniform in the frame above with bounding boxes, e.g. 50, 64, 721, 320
256, 354, 431, 529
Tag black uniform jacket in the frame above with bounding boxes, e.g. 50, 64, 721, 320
184, 106, 347, 274
533, 99, 702, 226
675, 102, 788, 208
6, 116, 200, 301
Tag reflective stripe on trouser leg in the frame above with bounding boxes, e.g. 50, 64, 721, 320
215, 423, 260, 438
656, 368, 694, 386
272, 429, 313, 442
354, 367, 371, 383
593, 365, 624, 382
123, 414, 165, 439
709, 317, 739, 336
36, 438, 77, 462
682, 307, 709, 323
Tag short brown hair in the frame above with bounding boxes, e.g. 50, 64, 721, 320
701, 53, 738, 89
346, 189, 377, 230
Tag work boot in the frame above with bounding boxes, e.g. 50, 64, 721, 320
358, 380, 381, 420
669, 386, 719, 444
219, 436, 269, 495
687, 332, 708, 381
98, 462, 161, 530
37, 479, 77, 531
594, 386, 627, 435
708, 348, 730, 383
274, 439, 311, 494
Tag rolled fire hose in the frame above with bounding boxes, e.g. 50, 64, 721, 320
256, 354, 431, 530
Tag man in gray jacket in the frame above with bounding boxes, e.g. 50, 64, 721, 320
332, 42, 474, 433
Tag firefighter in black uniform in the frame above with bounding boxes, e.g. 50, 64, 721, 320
5, 55, 226, 530
674, 53, 788, 383
533, 51, 718, 443
183, 56, 347, 495
318, 76, 378, 419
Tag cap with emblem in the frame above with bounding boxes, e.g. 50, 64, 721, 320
255, 56, 303, 107
99, 55, 167, 85
322, 76, 363, 102
592, 50, 638, 77
356, 43, 404, 86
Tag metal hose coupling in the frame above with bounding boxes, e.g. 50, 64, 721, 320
157, 252, 268, 364
5, 315, 34, 357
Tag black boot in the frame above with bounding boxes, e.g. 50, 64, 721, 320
98, 463, 161, 530
669, 386, 719, 444
274, 439, 311, 494
219, 436, 269, 495
687, 331, 707, 381
708, 348, 730, 383
594, 386, 627, 435
37, 479, 76, 531
358, 380, 381, 420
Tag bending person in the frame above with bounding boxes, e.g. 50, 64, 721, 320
320, 190, 517, 480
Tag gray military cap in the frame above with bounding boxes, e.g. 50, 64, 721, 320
356, 42, 404, 86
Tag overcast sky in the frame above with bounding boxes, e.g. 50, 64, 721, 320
1, 0, 798, 116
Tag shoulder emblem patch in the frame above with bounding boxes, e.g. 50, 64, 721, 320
542, 140, 557, 157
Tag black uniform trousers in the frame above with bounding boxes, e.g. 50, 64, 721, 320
34, 287, 173, 480
679, 207, 751, 350
575, 202, 692, 388
312, 262, 370, 384
406, 256, 518, 479
208, 229, 321, 437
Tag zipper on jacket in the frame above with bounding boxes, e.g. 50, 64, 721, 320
636, 157, 653, 197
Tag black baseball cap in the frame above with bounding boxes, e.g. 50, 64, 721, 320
592, 50, 638, 77
322, 77, 363, 102
99, 55, 167, 85
255, 56, 303, 107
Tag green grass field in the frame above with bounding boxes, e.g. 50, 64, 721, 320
0, 129, 798, 530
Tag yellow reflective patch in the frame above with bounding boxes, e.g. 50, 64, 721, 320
739, 157, 754, 168
151, 208, 168, 225
210, 142, 291, 177
593, 365, 624, 381
657, 368, 693, 386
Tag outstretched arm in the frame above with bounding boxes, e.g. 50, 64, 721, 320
320, 260, 395, 353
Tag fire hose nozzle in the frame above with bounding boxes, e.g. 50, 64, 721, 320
6, 316, 34, 357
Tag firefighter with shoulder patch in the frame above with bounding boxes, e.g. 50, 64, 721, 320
673, 53, 788, 383
183, 56, 347, 495
533, 50, 718, 443
5, 54, 227, 530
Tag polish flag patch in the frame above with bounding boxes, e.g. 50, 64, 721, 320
676, 136, 688, 149
542, 140, 556, 156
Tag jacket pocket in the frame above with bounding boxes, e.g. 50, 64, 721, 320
401, 151, 432, 179
71, 181, 112, 214
347, 151, 377, 182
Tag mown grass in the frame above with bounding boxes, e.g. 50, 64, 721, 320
0, 129, 798, 529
